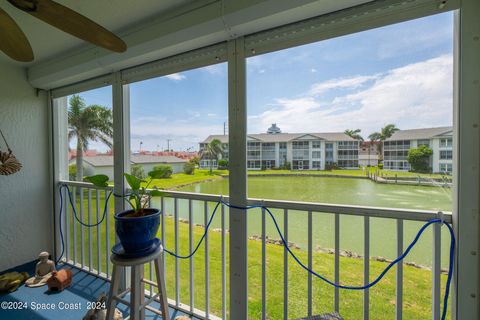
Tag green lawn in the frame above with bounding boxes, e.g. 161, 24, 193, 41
65, 192, 450, 320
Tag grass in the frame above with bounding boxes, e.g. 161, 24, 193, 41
65, 192, 450, 320
141, 170, 226, 190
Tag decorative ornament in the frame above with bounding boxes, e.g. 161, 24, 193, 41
0, 128, 22, 175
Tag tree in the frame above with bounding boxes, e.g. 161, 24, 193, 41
68, 95, 113, 181
407, 145, 433, 173
199, 139, 223, 173
131, 164, 146, 180
368, 124, 399, 154
344, 129, 363, 141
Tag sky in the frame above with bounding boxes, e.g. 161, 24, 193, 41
72, 12, 454, 152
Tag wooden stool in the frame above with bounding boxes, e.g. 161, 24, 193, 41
106, 245, 169, 320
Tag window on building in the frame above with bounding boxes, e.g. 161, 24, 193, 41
312, 151, 321, 158
439, 163, 452, 174
440, 150, 453, 160
440, 138, 453, 148
418, 139, 430, 147
312, 141, 321, 148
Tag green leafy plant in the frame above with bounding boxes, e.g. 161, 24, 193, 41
218, 159, 228, 169
85, 169, 166, 217
183, 162, 195, 175
407, 145, 433, 173
152, 164, 173, 178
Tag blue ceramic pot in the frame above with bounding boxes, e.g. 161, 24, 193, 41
114, 208, 160, 253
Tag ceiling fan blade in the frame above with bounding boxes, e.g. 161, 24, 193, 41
8, 0, 127, 53
0, 8, 33, 62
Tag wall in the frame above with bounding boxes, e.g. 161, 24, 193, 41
0, 62, 52, 271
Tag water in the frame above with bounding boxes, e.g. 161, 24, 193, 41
154, 176, 452, 267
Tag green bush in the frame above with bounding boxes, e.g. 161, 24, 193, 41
131, 164, 146, 180
218, 159, 229, 169
407, 146, 433, 173
378, 163, 384, 169
152, 164, 173, 178
281, 161, 291, 170
325, 162, 338, 170
183, 162, 195, 175
68, 164, 77, 180
189, 156, 199, 166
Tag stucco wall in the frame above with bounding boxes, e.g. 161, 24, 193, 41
0, 62, 52, 271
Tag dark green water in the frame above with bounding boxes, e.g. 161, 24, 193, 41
154, 176, 452, 267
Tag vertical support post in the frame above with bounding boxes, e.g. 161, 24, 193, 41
112, 72, 130, 288
228, 37, 248, 320
432, 222, 441, 320
334, 213, 340, 313
51, 96, 69, 262
364, 216, 370, 320
454, 2, 480, 319
396, 219, 403, 320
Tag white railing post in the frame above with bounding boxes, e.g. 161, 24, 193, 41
454, 1, 480, 319
228, 36, 248, 320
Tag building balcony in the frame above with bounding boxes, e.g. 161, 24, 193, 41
0, 180, 453, 320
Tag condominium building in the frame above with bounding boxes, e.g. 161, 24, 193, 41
199, 124, 359, 170
383, 126, 453, 173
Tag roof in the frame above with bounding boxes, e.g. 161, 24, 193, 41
201, 132, 355, 144
70, 155, 186, 167
386, 127, 453, 141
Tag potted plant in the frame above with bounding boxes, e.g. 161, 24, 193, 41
85, 170, 166, 254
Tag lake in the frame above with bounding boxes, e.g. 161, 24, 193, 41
154, 176, 452, 267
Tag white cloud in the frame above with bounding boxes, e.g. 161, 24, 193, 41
309, 74, 379, 96
165, 73, 186, 81
311, 68, 317, 73
249, 55, 453, 136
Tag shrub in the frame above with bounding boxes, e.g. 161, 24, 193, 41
189, 156, 199, 166
68, 164, 77, 180
407, 146, 433, 173
152, 164, 173, 178
131, 164, 146, 180
282, 161, 291, 170
325, 162, 338, 170
218, 159, 229, 169
378, 163, 384, 169
183, 162, 195, 175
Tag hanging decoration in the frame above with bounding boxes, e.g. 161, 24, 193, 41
0, 128, 22, 175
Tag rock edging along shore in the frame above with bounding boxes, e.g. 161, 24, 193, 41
171, 216, 448, 274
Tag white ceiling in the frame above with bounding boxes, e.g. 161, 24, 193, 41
0, 0, 195, 65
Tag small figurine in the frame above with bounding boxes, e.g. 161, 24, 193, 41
25, 251, 56, 287
47, 269, 73, 292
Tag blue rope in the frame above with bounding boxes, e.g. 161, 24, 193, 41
221, 200, 454, 320
56, 184, 113, 264
57, 185, 454, 320
163, 201, 221, 259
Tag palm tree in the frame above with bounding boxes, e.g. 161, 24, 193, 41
199, 139, 223, 173
344, 129, 364, 141
68, 95, 113, 181
368, 124, 399, 154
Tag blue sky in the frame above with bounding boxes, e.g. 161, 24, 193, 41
75, 12, 453, 152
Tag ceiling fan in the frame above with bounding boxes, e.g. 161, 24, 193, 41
0, 0, 127, 62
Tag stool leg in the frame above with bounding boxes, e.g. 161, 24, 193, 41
140, 265, 145, 319
107, 265, 121, 320
131, 265, 142, 320
154, 256, 170, 319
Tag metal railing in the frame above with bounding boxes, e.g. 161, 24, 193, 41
57, 180, 452, 320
